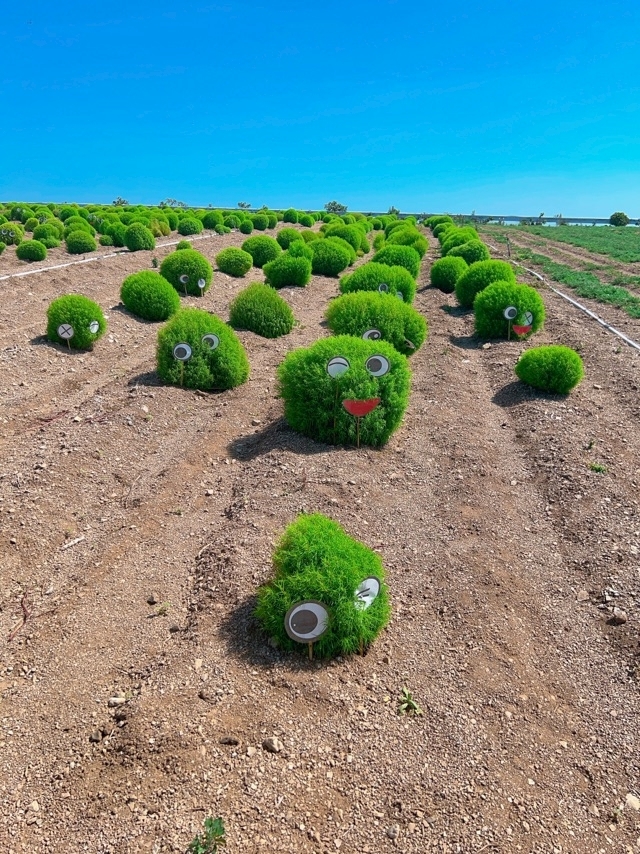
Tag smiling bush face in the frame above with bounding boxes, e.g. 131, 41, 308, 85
325, 291, 427, 356
277, 335, 411, 447
157, 307, 249, 391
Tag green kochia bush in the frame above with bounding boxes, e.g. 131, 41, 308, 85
282, 208, 298, 224
201, 210, 224, 229
340, 262, 417, 303
515, 345, 584, 394
0, 223, 24, 245
440, 227, 478, 255
176, 240, 192, 250
263, 253, 312, 288
124, 222, 156, 251
255, 513, 390, 659
46, 295, 107, 350
288, 239, 313, 260
455, 259, 516, 308
241, 235, 281, 268
276, 228, 303, 250
239, 219, 253, 234
251, 213, 269, 230
385, 227, 428, 258
325, 291, 427, 355
426, 215, 454, 230
216, 247, 253, 277
120, 271, 181, 321
310, 238, 352, 276
278, 335, 411, 448
66, 231, 97, 254
229, 283, 295, 338
16, 240, 47, 261
160, 249, 213, 296
430, 256, 468, 292
474, 281, 545, 339
372, 245, 421, 279
448, 239, 490, 266
157, 308, 249, 391
178, 217, 204, 236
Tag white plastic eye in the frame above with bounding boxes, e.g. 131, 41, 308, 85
197, 278, 206, 289
201, 333, 219, 350
354, 577, 381, 611
523, 311, 533, 325
396, 291, 404, 301
173, 342, 192, 361
179, 274, 189, 284
284, 601, 329, 642
326, 356, 350, 377
378, 282, 389, 293
365, 355, 390, 377
362, 329, 382, 341
57, 323, 74, 340
503, 305, 517, 320
88, 320, 100, 333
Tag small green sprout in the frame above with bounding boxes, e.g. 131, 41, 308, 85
187, 816, 226, 854
589, 462, 607, 473
398, 687, 423, 716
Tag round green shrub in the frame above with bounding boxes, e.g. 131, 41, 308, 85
16, 240, 47, 262
300, 229, 320, 243
310, 238, 353, 276
66, 231, 97, 254
165, 211, 179, 230
426, 215, 454, 230
385, 227, 428, 257
372, 245, 421, 279
99, 234, 114, 247
215, 224, 228, 234
298, 214, 314, 227
263, 253, 312, 288
288, 240, 313, 260
609, 212, 630, 227
106, 222, 126, 247
433, 222, 454, 239
0, 243, 5, 255
124, 222, 156, 252
278, 335, 411, 448
441, 227, 478, 256
0, 223, 24, 245
149, 219, 171, 237
24, 217, 39, 232
160, 248, 213, 296
455, 259, 516, 308
46, 295, 107, 350
255, 513, 390, 659
372, 232, 385, 251
216, 247, 253, 277
326, 236, 356, 264
241, 235, 281, 268
339, 261, 417, 303
283, 208, 298, 224
430, 255, 468, 292
251, 214, 269, 230
359, 232, 370, 253
63, 216, 95, 237
448, 239, 490, 266
176, 239, 192, 250
202, 210, 224, 229
276, 228, 303, 250
175, 217, 202, 236
33, 222, 61, 243
326, 291, 427, 355
266, 213, 278, 228
237, 219, 252, 234
229, 283, 295, 338
515, 345, 584, 394
121, 271, 181, 321
474, 281, 545, 339
323, 224, 362, 253
224, 215, 241, 229
156, 308, 249, 391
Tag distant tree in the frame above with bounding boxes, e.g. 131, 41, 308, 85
159, 198, 188, 208
388, 205, 400, 216
324, 201, 348, 214
112, 196, 129, 206
610, 211, 630, 227
237, 201, 251, 209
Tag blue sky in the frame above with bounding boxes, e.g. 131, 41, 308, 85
2, 1, 639, 215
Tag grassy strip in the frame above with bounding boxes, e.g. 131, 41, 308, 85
516, 249, 640, 319
516, 224, 640, 263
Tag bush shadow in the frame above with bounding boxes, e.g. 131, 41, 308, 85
228, 417, 345, 461
441, 303, 468, 316
127, 370, 163, 388
449, 333, 481, 350
492, 380, 567, 408
29, 335, 92, 356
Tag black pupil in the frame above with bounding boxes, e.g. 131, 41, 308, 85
291, 609, 318, 633
176, 347, 187, 358
368, 358, 382, 372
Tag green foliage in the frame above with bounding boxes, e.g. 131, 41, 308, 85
0, 243, 5, 255
46, 294, 107, 349
385, 227, 428, 257
515, 345, 584, 394
239, 219, 253, 234
398, 687, 423, 716
266, 213, 278, 228
32, 222, 60, 245
326, 291, 427, 355
63, 216, 95, 237
0, 223, 24, 245
429, 255, 468, 293
288, 239, 313, 260
121, 271, 181, 321
426, 215, 454, 230
323, 224, 362, 253
372, 231, 385, 251
609, 211, 630, 227
201, 210, 224, 229
440, 227, 477, 255
255, 513, 390, 658
251, 213, 269, 230
165, 211, 179, 230
24, 217, 39, 232
66, 231, 97, 254
178, 217, 204, 236
433, 222, 454, 239
276, 228, 303, 250
176, 239, 192, 250
310, 238, 353, 276
447, 239, 490, 265
124, 222, 156, 251
99, 234, 114, 246
241, 235, 281, 268
157, 308, 249, 391
372, 244, 421, 279
339, 261, 417, 303
474, 281, 545, 339
512, 224, 640, 264
455, 259, 516, 308
300, 229, 320, 243
283, 208, 299, 224
277, 335, 411, 448
187, 816, 226, 854
229, 282, 295, 338
149, 218, 171, 237
160, 249, 213, 296
263, 253, 312, 288
223, 215, 241, 229
16, 240, 47, 261
298, 214, 314, 227
216, 247, 253, 277
324, 201, 348, 214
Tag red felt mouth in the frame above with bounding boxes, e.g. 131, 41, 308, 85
512, 324, 532, 335
342, 398, 380, 417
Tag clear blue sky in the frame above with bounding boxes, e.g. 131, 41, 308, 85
2, 1, 639, 215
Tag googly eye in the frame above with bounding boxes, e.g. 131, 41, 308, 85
197, 278, 206, 290
326, 356, 350, 378
396, 291, 404, 301
179, 274, 189, 284
362, 329, 382, 341
57, 323, 74, 340
88, 320, 100, 334
354, 577, 381, 611
378, 282, 389, 293
201, 333, 219, 350
523, 311, 533, 325
284, 601, 329, 642
503, 305, 517, 320
365, 354, 390, 377
173, 342, 192, 361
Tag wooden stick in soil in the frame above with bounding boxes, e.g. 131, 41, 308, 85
308, 642, 313, 661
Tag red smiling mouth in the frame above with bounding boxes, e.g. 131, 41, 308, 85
512, 324, 532, 335
342, 398, 380, 417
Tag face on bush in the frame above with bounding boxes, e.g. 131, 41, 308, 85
156, 308, 249, 391
339, 262, 417, 303
46, 295, 107, 350
278, 336, 411, 448
160, 249, 213, 296
473, 281, 545, 339
325, 291, 427, 355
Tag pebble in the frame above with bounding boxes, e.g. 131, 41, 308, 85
481, 343, 492, 350
262, 736, 283, 754
28, 801, 40, 813
576, 589, 590, 602
89, 729, 103, 743
589, 804, 600, 817
168, 623, 180, 633
146, 593, 158, 605
220, 736, 240, 746
251, 418, 261, 426
609, 607, 628, 626
386, 824, 399, 840
108, 697, 126, 707
625, 794, 640, 811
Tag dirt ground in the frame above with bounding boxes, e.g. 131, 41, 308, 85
1, 224, 639, 854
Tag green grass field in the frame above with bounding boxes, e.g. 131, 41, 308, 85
513, 225, 640, 263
